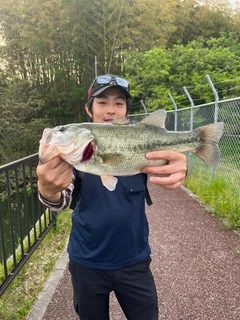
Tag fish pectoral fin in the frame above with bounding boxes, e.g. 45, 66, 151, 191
101, 175, 118, 191
101, 153, 126, 165
140, 109, 167, 129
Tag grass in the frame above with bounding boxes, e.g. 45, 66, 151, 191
0, 208, 72, 320
184, 157, 240, 229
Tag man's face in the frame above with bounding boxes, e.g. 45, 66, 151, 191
86, 87, 127, 123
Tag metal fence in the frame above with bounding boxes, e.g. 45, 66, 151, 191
0, 154, 56, 297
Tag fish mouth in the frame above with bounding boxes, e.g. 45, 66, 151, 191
39, 144, 57, 164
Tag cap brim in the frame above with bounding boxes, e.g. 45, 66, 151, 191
91, 84, 131, 99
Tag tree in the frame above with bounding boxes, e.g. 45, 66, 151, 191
169, 0, 238, 46
0, 84, 49, 164
123, 35, 240, 111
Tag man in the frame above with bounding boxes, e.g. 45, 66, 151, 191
37, 74, 187, 320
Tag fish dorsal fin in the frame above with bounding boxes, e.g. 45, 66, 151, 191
112, 118, 131, 125
140, 109, 167, 128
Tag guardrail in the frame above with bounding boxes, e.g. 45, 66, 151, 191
0, 154, 57, 297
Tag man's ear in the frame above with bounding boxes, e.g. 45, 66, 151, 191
85, 104, 92, 118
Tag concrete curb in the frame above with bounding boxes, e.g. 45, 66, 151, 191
27, 249, 69, 320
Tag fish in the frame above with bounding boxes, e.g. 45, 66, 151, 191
39, 109, 224, 191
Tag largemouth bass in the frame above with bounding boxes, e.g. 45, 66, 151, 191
39, 109, 224, 191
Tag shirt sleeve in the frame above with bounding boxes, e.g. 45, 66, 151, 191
38, 178, 75, 212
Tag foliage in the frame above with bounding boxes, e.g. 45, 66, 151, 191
0, 84, 50, 164
170, 0, 236, 46
0, 0, 239, 86
124, 35, 240, 110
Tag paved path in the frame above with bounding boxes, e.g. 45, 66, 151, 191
27, 184, 240, 320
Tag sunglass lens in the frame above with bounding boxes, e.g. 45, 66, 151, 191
116, 77, 129, 89
97, 75, 112, 85
95, 75, 129, 90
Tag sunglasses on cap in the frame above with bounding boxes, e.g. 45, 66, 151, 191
88, 74, 131, 99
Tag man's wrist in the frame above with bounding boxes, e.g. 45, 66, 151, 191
38, 191, 62, 205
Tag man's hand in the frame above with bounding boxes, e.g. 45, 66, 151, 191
141, 151, 187, 190
36, 156, 73, 202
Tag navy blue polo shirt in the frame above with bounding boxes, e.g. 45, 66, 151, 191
67, 173, 151, 270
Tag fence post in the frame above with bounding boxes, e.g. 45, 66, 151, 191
206, 75, 219, 124
183, 86, 194, 130
206, 75, 219, 178
140, 100, 148, 114
168, 93, 178, 131
183, 86, 194, 174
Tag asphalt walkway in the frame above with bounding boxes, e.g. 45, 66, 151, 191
27, 184, 240, 320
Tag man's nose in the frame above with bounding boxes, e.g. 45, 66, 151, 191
107, 102, 115, 113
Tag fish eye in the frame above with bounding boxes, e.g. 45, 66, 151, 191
59, 126, 67, 132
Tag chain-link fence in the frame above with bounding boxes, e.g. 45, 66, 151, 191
168, 97, 240, 196
129, 96, 240, 197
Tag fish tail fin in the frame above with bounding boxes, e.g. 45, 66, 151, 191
193, 122, 224, 167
